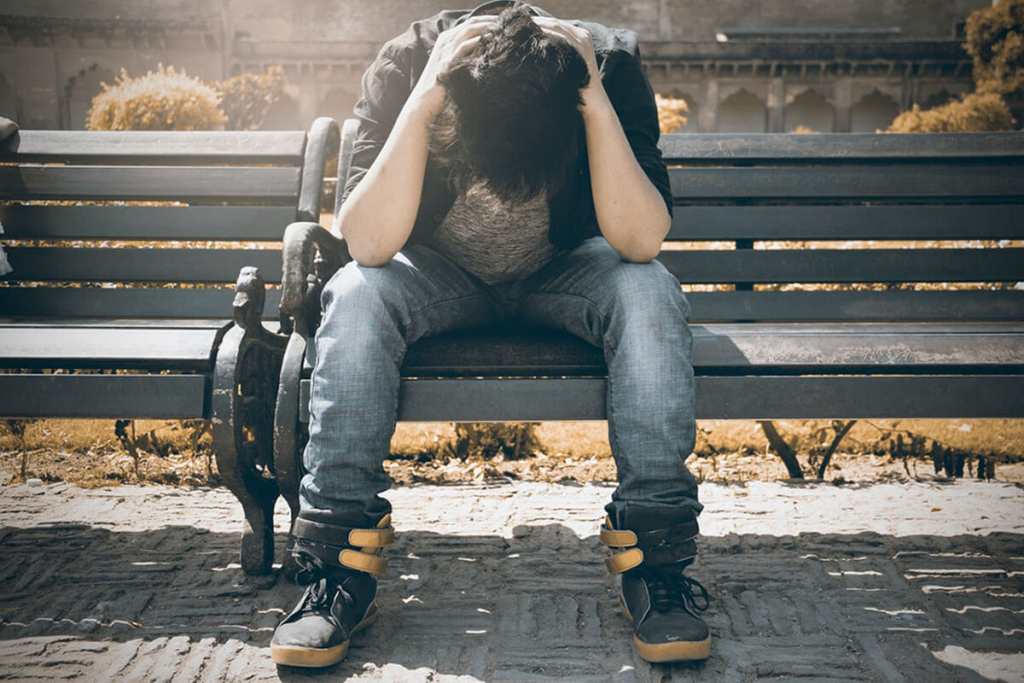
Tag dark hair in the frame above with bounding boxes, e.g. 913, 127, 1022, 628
431, 4, 591, 200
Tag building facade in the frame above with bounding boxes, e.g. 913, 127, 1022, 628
0, 0, 993, 132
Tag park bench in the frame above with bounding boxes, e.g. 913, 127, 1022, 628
0, 117, 339, 569
239, 120, 1024, 577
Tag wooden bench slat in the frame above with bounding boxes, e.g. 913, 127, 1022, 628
0, 374, 208, 419
657, 248, 1024, 284
0, 287, 281, 319
659, 132, 1024, 162
4, 247, 282, 283
685, 290, 1024, 322
399, 323, 1024, 377
667, 205, 1024, 241
298, 375, 1024, 421
0, 326, 227, 371
0, 165, 302, 202
668, 165, 1024, 199
0, 130, 307, 164
0, 205, 296, 241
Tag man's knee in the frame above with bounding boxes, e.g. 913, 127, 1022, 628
322, 259, 398, 312
603, 260, 691, 323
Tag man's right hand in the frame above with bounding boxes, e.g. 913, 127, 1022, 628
409, 16, 497, 120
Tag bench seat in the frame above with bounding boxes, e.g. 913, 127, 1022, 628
293, 323, 1024, 422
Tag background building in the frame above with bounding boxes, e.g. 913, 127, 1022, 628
0, 0, 993, 132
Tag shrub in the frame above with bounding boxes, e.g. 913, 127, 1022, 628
214, 65, 287, 131
887, 92, 1014, 132
655, 94, 689, 133
965, 0, 1024, 97
86, 65, 225, 131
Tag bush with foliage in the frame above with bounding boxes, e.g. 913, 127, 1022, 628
887, 92, 1014, 132
86, 65, 226, 131
214, 65, 287, 131
655, 94, 689, 133
965, 0, 1024, 97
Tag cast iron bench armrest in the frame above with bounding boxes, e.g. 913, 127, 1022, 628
280, 221, 349, 338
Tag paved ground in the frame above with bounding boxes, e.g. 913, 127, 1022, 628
0, 479, 1022, 682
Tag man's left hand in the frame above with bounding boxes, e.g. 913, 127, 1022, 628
533, 17, 602, 102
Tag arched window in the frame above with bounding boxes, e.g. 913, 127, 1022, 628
717, 88, 766, 133
64, 65, 115, 130
850, 89, 900, 133
784, 89, 834, 133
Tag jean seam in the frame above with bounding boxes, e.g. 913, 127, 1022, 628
409, 292, 493, 319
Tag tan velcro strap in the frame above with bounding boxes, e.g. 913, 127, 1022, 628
604, 547, 644, 575
599, 526, 637, 548
338, 549, 388, 577
348, 527, 395, 548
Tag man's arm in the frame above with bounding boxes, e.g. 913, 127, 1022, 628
536, 19, 671, 263
337, 17, 497, 267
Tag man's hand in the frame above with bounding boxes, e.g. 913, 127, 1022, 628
409, 16, 498, 121
532, 17, 604, 109
536, 16, 670, 262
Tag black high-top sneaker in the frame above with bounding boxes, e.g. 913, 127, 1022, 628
270, 512, 394, 668
600, 507, 711, 663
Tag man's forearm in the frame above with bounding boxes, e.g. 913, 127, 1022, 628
336, 100, 434, 267
582, 87, 671, 263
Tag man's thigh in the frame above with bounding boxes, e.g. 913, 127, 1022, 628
320, 244, 502, 345
515, 236, 688, 345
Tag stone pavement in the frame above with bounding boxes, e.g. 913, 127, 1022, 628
0, 479, 1022, 682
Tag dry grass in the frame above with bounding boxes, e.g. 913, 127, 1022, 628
3, 417, 1023, 489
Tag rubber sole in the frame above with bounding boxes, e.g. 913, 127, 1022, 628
270, 610, 377, 668
619, 595, 711, 663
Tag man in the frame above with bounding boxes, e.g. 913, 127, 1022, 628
270, 0, 709, 668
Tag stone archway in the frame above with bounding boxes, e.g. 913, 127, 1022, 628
784, 89, 835, 133
850, 89, 900, 133
717, 88, 767, 133
64, 65, 115, 130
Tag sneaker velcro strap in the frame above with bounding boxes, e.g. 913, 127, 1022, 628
605, 547, 644, 575
293, 517, 395, 549
348, 528, 395, 548
600, 526, 638, 548
634, 519, 699, 549
339, 549, 388, 577
640, 538, 698, 568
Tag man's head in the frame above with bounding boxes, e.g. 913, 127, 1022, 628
431, 3, 591, 200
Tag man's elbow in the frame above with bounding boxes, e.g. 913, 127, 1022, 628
622, 213, 670, 263
343, 235, 395, 268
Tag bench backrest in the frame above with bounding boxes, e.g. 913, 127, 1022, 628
330, 122, 1024, 324
0, 119, 338, 320
657, 133, 1024, 323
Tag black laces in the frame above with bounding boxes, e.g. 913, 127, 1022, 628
294, 554, 354, 618
643, 567, 710, 614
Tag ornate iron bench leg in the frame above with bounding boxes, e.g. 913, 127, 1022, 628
213, 267, 289, 575
273, 332, 308, 581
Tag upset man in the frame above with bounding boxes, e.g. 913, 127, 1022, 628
270, 0, 709, 667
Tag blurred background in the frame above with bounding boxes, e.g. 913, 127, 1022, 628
1, 0, 1020, 133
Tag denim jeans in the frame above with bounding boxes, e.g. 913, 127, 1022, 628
300, 236, 702, 522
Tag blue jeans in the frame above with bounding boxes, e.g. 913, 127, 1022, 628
300, 236, 702, 521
